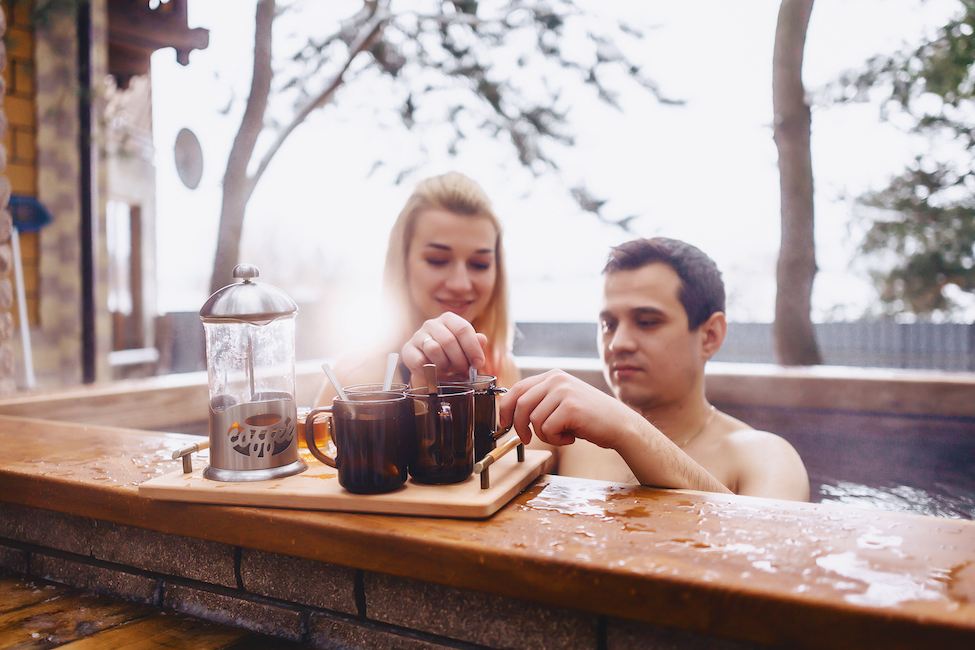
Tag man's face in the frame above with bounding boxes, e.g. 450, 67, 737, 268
599, 262, 707, 412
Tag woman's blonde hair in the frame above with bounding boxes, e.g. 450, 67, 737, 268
383, 172, 512, 375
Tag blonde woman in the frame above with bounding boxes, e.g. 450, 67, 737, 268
316, 172, 518, 405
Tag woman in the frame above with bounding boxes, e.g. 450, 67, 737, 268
316, 172, 518, 405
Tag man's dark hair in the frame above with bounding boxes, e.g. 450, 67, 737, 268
603, 237, 725, 330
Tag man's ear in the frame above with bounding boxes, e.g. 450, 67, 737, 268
699, 312, 727, 360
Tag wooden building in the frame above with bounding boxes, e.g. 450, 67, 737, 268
0, 0, 207, 391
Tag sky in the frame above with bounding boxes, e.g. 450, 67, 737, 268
149, 0, 964, 356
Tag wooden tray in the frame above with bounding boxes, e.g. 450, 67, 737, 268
139, 449, 554, 519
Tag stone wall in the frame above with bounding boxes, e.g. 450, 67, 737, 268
0, 500, 761, 650
33, 1, 83, 385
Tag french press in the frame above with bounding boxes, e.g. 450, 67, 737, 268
199, 264, 307, 482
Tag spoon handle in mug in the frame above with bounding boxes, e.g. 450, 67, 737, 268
423, 364, 444, 464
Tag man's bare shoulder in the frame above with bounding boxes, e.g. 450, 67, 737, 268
709, 413, 792, 454
712, 422, 810, 501
723, 427, 792, 450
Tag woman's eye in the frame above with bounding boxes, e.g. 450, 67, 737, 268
469, 261, 491, 271
425, 258, 449, 267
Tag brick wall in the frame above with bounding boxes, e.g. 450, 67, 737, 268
0, 4, 15, 396
0, 501, 762, 649
0, 0, 114, 390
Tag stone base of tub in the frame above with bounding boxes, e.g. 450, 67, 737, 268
0, 501, 769, 649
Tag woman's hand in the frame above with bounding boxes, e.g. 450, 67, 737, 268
402, 312, 488, 385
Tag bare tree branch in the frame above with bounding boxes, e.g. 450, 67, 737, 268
248, 0, 394, 193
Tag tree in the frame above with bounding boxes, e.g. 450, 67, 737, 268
772, 0, 822, 365
210, 0, 676, 294
825, 1, 975, 316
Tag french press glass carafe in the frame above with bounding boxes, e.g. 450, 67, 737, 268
199, 264, 306, 481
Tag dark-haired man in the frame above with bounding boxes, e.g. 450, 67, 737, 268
403, 237, 809, 500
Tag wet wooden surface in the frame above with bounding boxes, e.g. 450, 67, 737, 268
1, 414, 974, 649
0, 574, 300, 649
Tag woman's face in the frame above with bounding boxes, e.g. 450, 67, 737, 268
406, 208, 498, 324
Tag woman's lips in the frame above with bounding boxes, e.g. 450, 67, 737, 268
437, 298, 474, 313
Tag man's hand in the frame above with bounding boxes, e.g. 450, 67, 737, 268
402, 312, 488, 386
499, 370, 638, 449
499, 369, 732, 494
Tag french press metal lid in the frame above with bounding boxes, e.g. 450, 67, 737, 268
200, 263, 297, 324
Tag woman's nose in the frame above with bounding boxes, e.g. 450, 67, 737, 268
445, 263, 472, 291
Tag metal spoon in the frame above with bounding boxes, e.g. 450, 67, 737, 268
322, 363, 348, 401
423, 363, 449, 467
383, 352, 399, 391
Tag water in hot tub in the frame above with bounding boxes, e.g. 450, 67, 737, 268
760, 410, 975, 521
805, 429, 975, 520
811, 473, 975, 520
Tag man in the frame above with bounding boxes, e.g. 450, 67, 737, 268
403, 237, 809, 501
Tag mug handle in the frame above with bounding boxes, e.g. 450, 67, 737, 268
304, 406, 337, 468
489, 386, 507, 437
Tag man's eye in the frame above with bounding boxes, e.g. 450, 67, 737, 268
600, 321, 616, 333
638, 320, 660, 328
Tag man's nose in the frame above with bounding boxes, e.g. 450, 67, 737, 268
607, 323, 637, 352
445, 263, 473, 291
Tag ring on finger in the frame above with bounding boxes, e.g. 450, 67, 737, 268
421, 336, 434, 347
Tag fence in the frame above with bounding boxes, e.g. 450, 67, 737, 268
160, 317, 975, 373
512, 321, 975, 372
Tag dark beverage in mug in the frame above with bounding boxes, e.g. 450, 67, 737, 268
407, 386, 474, 484
331, 412, 412, 494
441, 374, 506, 460
472, 391, 497, 460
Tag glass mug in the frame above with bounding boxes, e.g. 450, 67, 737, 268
303, 392, 415, 494
406, 386, 475, 485
343, 382, 409, 394
298, 384, 410, 451
440, 374, 507, 461
297, 406, 329, 451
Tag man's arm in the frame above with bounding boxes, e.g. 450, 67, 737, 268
499, 370, 732, 494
